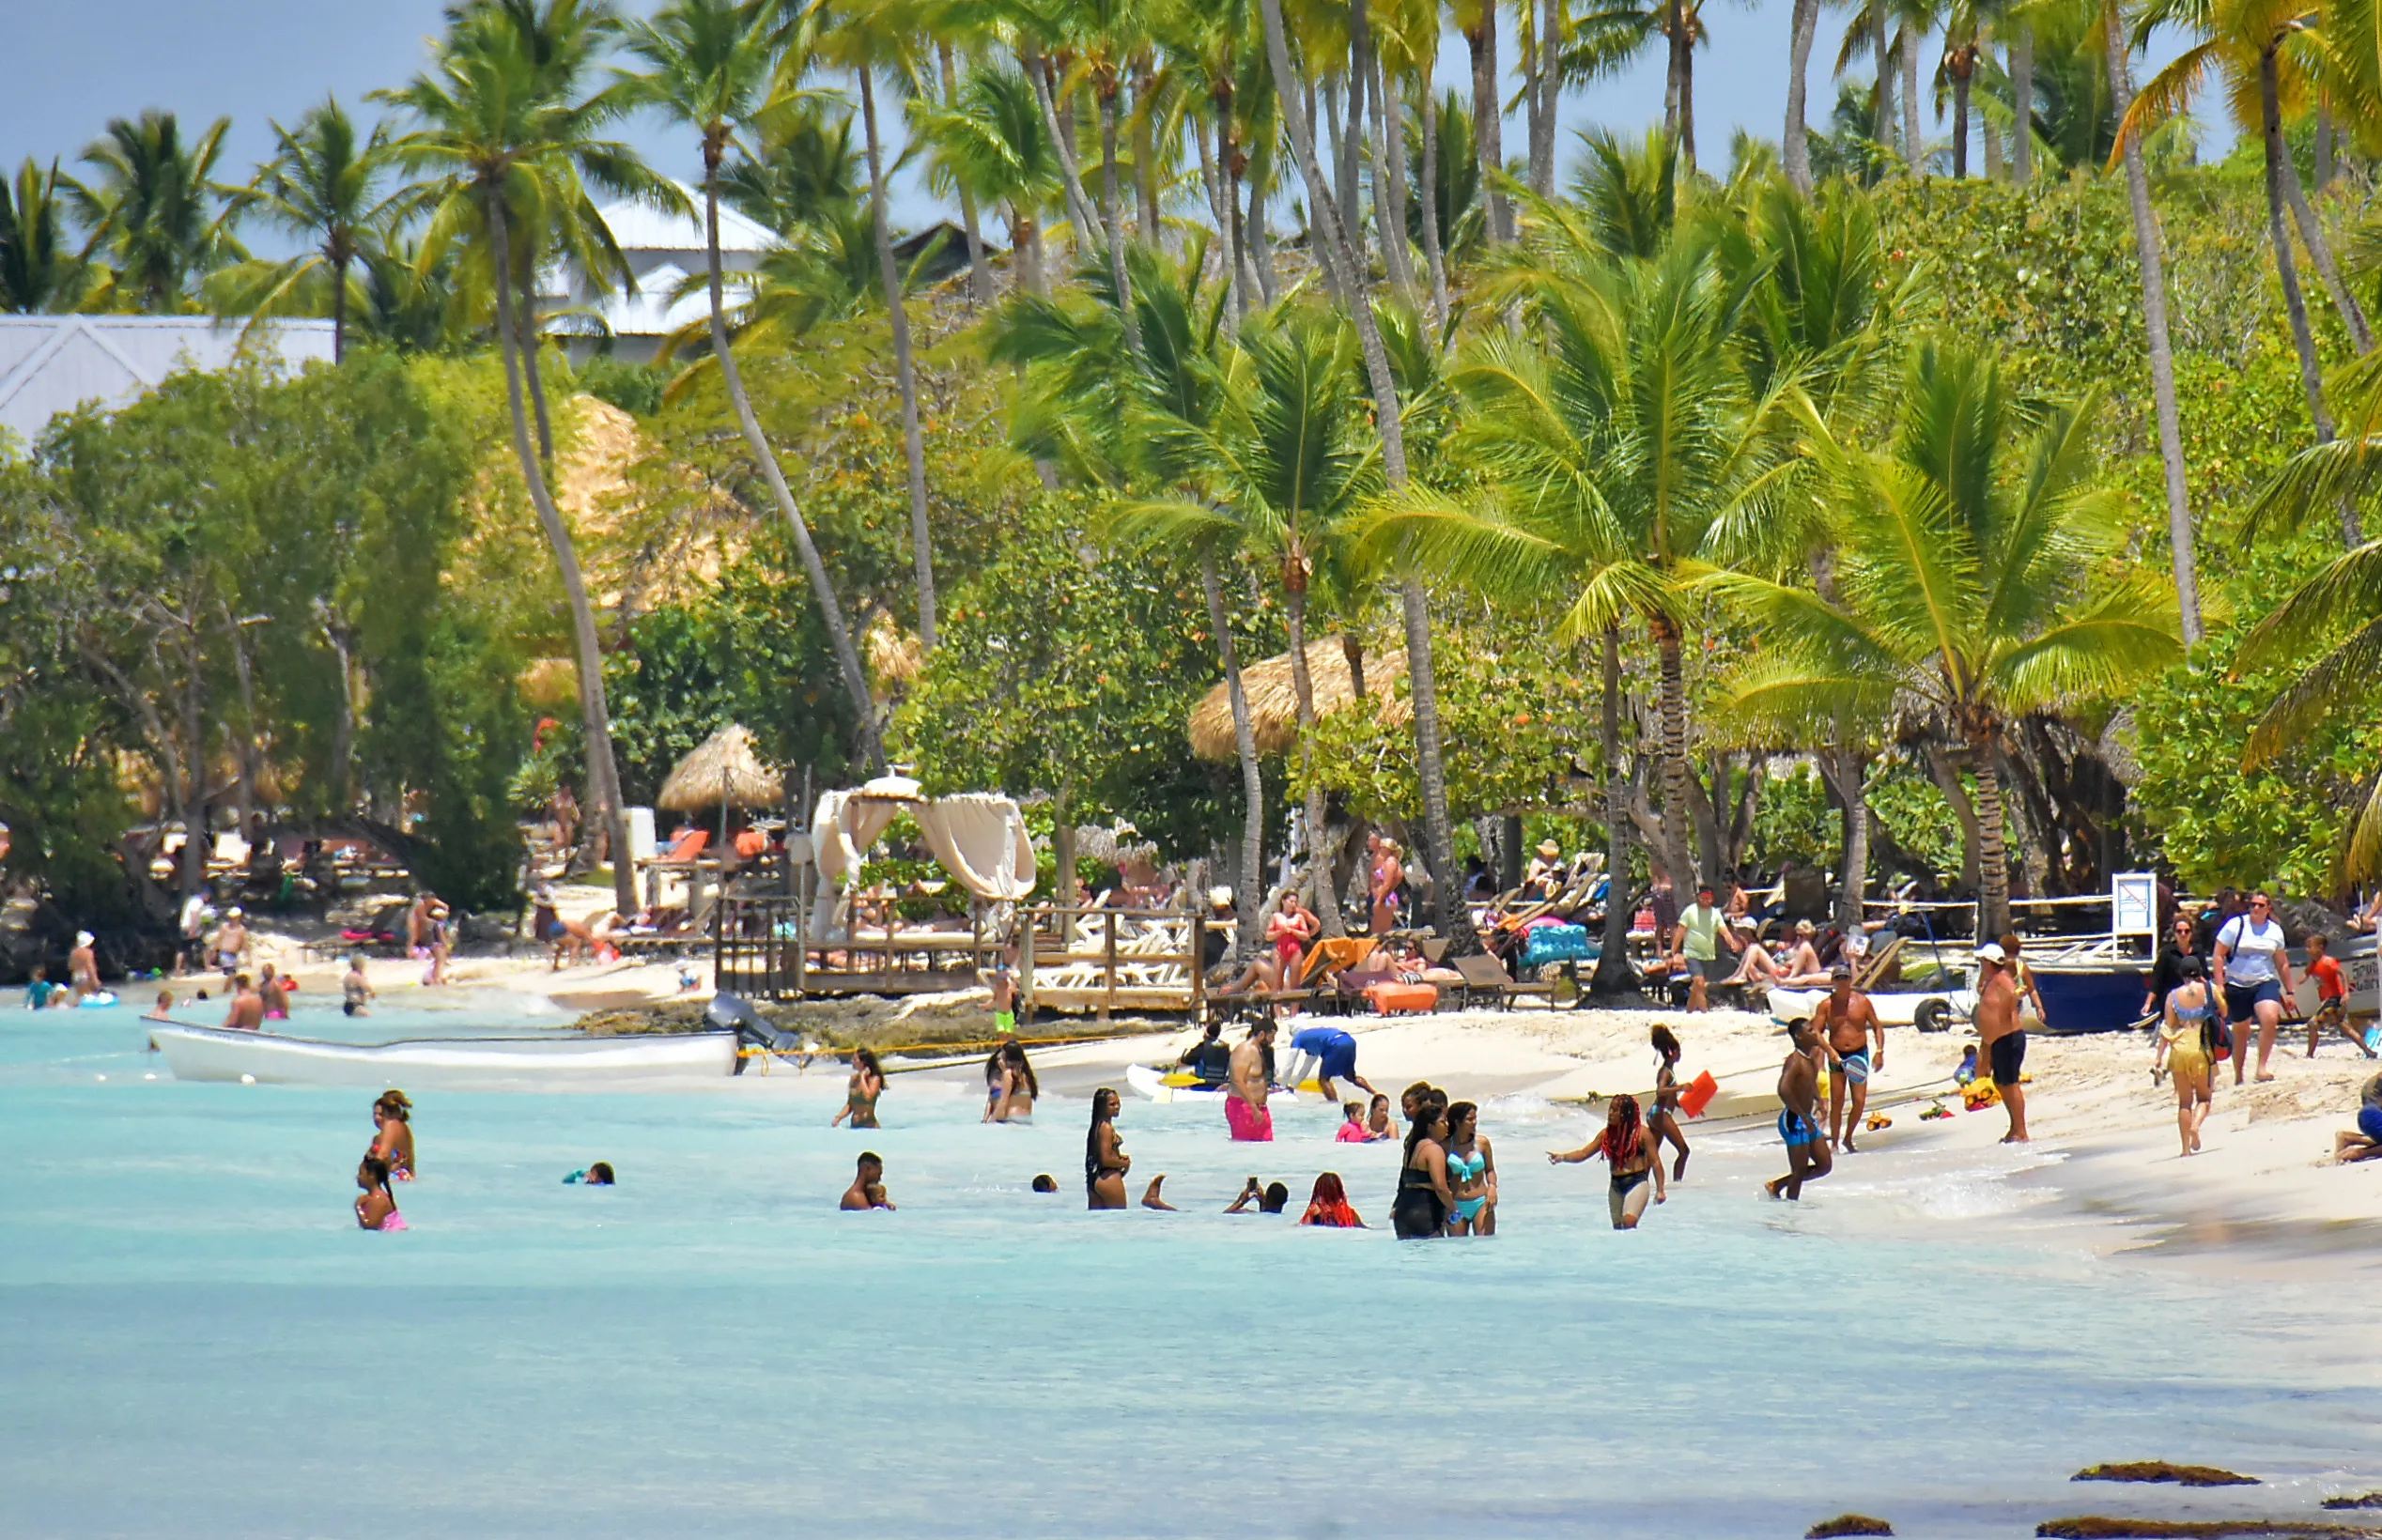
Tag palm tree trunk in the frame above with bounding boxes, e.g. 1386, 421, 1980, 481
1372, 56, 1417, 304
938, 43, 995, 306
1401, 578, 1475, 948
1971, 727, 2011, 941
1420, 83, 1448, 328
1678, 9, 1697, 172
1284, 577, 1344, 937
1873, 15, 1895, 164
1216, 124, 1252, 323
2316, 97, 2334, 191
1953, 68, 1971, 177
2011, 23, 2033, 183
1820, 746, 1869, 930
1663, 0, 1684, 138
1467, 11, 1508, 243
2103, 5, 2202, 642
1201, 554, 1266, 964
1133, 63, 1163, 247
1900, 25, 1922, 173
515, 265, 555, 467
858, 68, 943, 651
1985, 115, 2003, 178
1649, 612, 1697, 889
1097, 85, 1144, 351
2260, 47, 2344, 525
332, 251, 349, 363
486, 186, 636, 920
1592, 626, 1638, 994
1784, 0, 1820, 193
701, 161, 885, 772
1025, 46, 1106, 270
1248, 153, 1279, 303
1535, 0, 1561, 197
2281, 153, 2373, 354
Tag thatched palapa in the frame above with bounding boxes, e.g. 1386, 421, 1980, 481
1187, 639, 1409, 762
657, 724, 782, 810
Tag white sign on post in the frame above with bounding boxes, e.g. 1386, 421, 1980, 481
2111, 872, 2157, 939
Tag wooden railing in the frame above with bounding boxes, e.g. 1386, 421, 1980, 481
1020, 905, 1210, 1019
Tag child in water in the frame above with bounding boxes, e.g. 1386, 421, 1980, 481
1336, 1101, 1370, 1142
841, 1153, 894, 1209
145, 989, 176, 1022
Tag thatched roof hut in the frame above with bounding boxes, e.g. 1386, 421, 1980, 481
1187, 639, 1409, 762
657, 724, 782, 810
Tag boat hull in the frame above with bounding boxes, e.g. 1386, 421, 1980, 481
148, 1024, 738, 1087
2030, 967, 2154, 1034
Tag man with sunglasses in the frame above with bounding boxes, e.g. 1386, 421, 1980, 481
2213, 892, 2294, 1085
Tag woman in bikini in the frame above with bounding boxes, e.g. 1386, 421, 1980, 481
1369, 839, 1405, 934
832, 1049, 886, 1129
1442, 1100, 1497, 1236
1391, 1093, 1454, 1240
1548, 1091, 1667, 1228
1647, 1024, 1690, 1178
990, 1040, 1037, 1122
355, 1155, 408, 1231
369, 1090, 415, 1179
2154, 953, 2219, 1156
1086, 1088, 1131, 1209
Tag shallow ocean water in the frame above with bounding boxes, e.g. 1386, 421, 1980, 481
3, 996, 2376, 1538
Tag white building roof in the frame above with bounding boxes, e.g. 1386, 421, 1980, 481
596, 182, 778, 257
0, 316, 338, 448
540, 181, 781, 343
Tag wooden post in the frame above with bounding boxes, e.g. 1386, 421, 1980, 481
1190, 912, 1206, 1020
1102, 908, 1118, 1023
714, 896, 728, 992
1020, 904, 1038, 1022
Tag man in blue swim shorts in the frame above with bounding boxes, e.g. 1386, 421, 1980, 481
1766, 1020, 1833, 1200
2336, 1070, 2382, 1162
1284, 1025, 1376, 1101
1814, 964, 1885, 1154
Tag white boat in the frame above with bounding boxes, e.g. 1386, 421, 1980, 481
1769, 984, 1974, 1034
148, 1024, 739, 1087
1124, 1063, 1319, 1103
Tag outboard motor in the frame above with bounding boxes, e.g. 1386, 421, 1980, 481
706, 990, 799, 1074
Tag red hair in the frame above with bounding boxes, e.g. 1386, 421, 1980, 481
1600, 1093, 1642, 1164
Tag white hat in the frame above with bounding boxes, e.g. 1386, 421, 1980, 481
75, 931, 94, 947
226, 906, 244, 918
1207, 886, 1234, 909
1973, 942, 2006, 963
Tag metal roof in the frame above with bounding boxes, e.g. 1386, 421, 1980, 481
0, 315, 337, 449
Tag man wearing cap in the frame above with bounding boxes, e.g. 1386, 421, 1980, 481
1673, 884, 1726, 1011
210, 908, 251, 975
1813, 964, 1884, 1152
68, 931, 101, 999
1973, 943, 2029, 1142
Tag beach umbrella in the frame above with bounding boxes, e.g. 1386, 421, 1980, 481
657, 725, 782, 848
1186, 638, 1409, 762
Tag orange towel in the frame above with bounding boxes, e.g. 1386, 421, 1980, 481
1364, 981, 1438, 1015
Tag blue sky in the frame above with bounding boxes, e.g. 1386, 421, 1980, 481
2, 0, 2197, 252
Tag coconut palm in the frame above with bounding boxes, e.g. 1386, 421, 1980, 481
378, 1, 669, 916
0, 159, 80, 313
909, 61, 1065, 296
1707, 342, 2183, 938
813, 0, 944, 651
621, 0, 887, 772
2115, 0, 2373, 548
1118, 307, 1378, 935
211, 99, 403, 361
68, 111, 245, 313
1562, 0, 1710, 171
719, 95, 863, 234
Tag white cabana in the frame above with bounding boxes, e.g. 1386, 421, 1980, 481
808, 775, 1035, 937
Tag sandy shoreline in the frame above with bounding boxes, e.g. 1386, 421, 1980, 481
199, 916, 2382, 1273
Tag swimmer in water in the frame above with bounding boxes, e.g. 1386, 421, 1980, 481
1086, 1088, 1131, 1209
1549, 1091, 1667, 1229
343, 956, 374, 1017
832, 1048, 885, 1129
1442, 1101, 1497, 1236
356, 1156, 407, 1231
223, 974, 265, 1031
145, 989, 175, 1022
369, 1090, 415, 1179
841, 1152, 893, 1209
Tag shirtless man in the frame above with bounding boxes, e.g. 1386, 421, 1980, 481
223, 973, 266, 1031
1765, 1020, 1833, 1199
840, 1152, 894, 1210
1814, 964, 1885, 1152
1973, 942, 2028, 1143
68, 931, 101, 998
1226, 1021, 1276, 1142
211, 908, 251, 975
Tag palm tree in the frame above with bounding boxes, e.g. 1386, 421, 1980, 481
1564, 0, 1710, 172
212, 99, 403, 361
910, 62, 1065, 296
622, 0, 887, 772
68, 111, 245, 312
1364, 223, 1798, 894
719, 95, 863, 233
1708, 342, 2184, 938
813, 0, 943, 651
0, 159, 80, 312
2116, 0, 2373, 548
379, 1, 665, 916
1120, 307, 1377, 936
1785, 0, 1826, 190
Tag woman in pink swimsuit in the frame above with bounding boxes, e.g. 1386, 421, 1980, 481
355, 1156, 408, 1231
1266, 893, 1317, 983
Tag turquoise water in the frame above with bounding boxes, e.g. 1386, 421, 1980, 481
4, 997, 2376, 1537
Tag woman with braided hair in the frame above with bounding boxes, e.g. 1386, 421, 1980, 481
1549, 1092, 1666, 1229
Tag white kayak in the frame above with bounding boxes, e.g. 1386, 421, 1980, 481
147, 1024, 739, 1087
1768, 987, 1976, 1034
1125, 1063, 1319, 1103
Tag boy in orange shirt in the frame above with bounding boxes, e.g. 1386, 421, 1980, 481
2303, 934, 2372, 1057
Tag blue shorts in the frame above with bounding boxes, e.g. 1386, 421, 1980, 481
2359, 1104, 2382, 1144
1778, 1110, 1820, 1147
1291, 1027, 1358, 1083
1838, 1049, 1871, 1086
2224, 978, 2282, 1023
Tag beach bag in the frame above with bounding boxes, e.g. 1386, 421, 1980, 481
2203, 997, 2233, 1064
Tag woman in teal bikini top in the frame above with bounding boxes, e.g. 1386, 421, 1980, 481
1443, 1101, 1496, 1235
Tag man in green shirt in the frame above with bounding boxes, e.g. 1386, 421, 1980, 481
1673, 884, 1725, 1011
